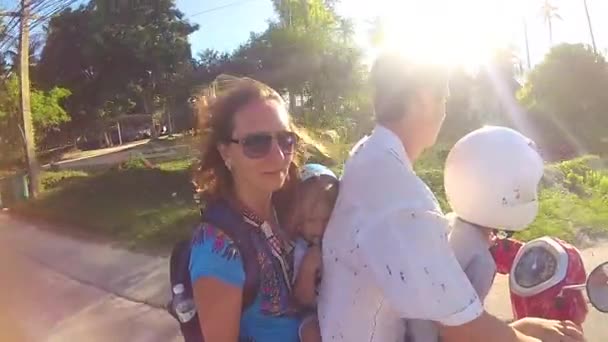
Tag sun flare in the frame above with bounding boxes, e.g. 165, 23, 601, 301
355, 0, 518, 70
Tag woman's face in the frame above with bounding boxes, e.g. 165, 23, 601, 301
220, 98, 295, 196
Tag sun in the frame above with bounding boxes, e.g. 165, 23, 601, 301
357, 0, 517, 71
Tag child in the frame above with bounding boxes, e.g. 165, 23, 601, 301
287, 164, 339, 342
406, 126, 545, 341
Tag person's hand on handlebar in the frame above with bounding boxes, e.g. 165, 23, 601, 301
510, 317, 585, 342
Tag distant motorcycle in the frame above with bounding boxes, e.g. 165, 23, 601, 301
491, 236, 608, 325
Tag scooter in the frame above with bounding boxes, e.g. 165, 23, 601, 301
491, 236, 608, 325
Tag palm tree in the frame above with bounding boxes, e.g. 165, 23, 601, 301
337, 18, 355, 44
540, 0, 561, 46
582, 0, 597, 55
368, 16, 385, 48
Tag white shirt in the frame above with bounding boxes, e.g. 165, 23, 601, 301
318, 125, 483, 342
406, 214, 497, 341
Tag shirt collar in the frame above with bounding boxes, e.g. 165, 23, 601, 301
370, 124, 413, 170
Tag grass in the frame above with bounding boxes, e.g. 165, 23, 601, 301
417, 152, 608, 244
9, 132, 608, 252
13, 159, 200, 252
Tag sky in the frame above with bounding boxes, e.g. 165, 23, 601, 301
1, 0, 607, 66
176, 0, 277, 55
179, 0, 608, 67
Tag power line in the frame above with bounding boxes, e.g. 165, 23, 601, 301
189, 0, 260, 18
30, 0, 78, 28
0, 0, 77, 53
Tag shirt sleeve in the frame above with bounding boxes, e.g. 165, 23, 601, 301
189, 225, 246, 288
356, 209, 483, 326
464, 255, 496, 302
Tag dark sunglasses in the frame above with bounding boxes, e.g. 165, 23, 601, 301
230, 131, 298, 159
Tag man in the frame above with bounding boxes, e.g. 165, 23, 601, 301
318, 52, 584, 342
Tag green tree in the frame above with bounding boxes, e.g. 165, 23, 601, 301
0, 75, 71, 164
36, 0, 198, 140
263, 1, 368, 128
517, 43, 608, 155
190, 1, 370, 138
440, 48, 524, 144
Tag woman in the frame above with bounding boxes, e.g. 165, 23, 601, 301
190, 77, 302, 341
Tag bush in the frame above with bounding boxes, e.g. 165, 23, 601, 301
415, 145, 451, 171
516, 156, 608, 242
413, 152, 608, 243
556, 155, 600, 177
120, 155, 153, 170
599, 176, 608, 194
40, 170, 89, 191
417, 168, 450, 212
541, 164, 566, 189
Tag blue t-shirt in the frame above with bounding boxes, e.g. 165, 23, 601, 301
189, 224, 301, 342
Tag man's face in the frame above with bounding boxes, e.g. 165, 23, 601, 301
412, 88, 447, 149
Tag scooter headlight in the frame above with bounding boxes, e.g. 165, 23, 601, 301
510, 237, 569, 297
513, 246, 558, 288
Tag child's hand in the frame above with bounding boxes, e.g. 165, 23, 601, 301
293, 245, 323, 307
301, 245, 322, 274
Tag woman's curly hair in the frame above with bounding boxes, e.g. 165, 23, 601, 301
193, 76, 320, 223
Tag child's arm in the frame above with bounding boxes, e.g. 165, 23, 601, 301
293, 245, 322, 308
448, 219, 497, 302
464, 254, 497, 302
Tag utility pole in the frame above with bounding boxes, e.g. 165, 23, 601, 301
582, 0, 597, 55
18, 0, 39, 197
523, 16, 532, 70
1, 2, 40, 197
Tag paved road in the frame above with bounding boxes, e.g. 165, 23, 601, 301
47, 135, 191, 171
1, 213, 606, 341
486, 242, 608, 342
0, 214, 181, 342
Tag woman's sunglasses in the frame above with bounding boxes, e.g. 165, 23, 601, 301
230, 131, 298, 159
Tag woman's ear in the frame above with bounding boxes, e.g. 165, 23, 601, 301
217, 144, 232, 171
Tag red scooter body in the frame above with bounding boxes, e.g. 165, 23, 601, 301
491, 236, 588, 325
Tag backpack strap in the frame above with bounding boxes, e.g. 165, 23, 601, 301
201, 199, 261, 310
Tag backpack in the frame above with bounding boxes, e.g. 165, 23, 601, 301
167, 199, 261, 341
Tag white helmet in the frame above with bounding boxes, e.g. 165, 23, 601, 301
444, 126, 544, 231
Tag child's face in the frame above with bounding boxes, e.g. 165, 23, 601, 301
291, 191, 333, 245
299, 202, 332, 245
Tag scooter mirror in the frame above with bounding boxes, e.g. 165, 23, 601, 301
587, 261, 608, 313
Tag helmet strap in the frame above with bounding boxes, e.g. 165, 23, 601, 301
494, 229, 515, 239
